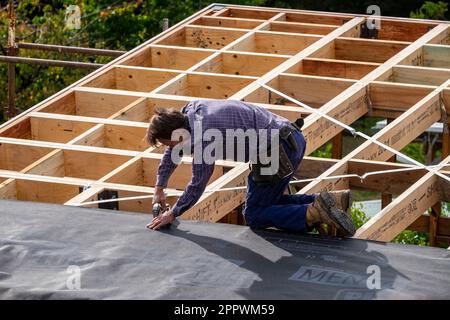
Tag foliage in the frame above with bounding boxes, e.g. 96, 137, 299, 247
443, 202, 450, 217
410, 1, 448, 20
401, 142, 426, 164
352, 117, 383, 136
266, 0, 425, 18
393, 230, 429, 246
0, 0, 267, 123
350, 204, 370, 229
352, 190, 379, 202
310, 142, 332, 158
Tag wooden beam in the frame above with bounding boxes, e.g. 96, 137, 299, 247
276, 74, 356, 107
229, 32, 321, 55
29, 111, 149, 128
181, 164, 248, 221
30, 116, 96, 143
158, 73, 254, 99
83, 66, 179, 92
429, 203, 441, 246
298, 24, 450, 194
269, 21, 336, 35
0, 137, 141, 157
282, 11, 353, 26
194, 52, 287, 76
156, 25, 247, 49
71, 87, 315, 122
423, 44, 450, 68
348, 159, 426, 195
408, 213, 450, 237
381, 118, 395, 208
376, 19, 434, 42
148, 13, 286, 101
178, 17, 365, 222
215, 7, 281, 20
332, 132, 343, 159
354, 159, 445, 241
352, 82, 450, 240
72, 90, 139, 118
120, 45, 211, 69
290, 58, 379, 80
333, 38, 409, 63
190, 16, 264, 29
389, 65, 450, 86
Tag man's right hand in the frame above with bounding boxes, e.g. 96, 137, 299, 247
153, 186, 166, 207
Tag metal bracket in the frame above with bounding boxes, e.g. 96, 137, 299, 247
97, 190, 119, 210
211, 5, 226, 12
360, 22, 379, 39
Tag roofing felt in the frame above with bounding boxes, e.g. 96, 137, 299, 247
1, 200, 450, 299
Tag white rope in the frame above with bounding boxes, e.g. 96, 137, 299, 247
73, 163, 450, 207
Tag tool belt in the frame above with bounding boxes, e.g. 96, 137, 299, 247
250, 118, 304, 187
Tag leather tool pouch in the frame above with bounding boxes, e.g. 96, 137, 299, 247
250, 125, 297, 187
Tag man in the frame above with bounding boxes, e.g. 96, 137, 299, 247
147, 99, 356, 236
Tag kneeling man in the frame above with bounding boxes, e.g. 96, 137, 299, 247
147, 99, 355, 236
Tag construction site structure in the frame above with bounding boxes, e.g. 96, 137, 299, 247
1, 4, 450, 246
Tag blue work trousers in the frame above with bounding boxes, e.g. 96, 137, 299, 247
243, 131, 315, 232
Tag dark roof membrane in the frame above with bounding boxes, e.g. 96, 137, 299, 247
1, 200, 450, 299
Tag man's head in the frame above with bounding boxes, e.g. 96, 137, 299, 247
147, 107, 187, 147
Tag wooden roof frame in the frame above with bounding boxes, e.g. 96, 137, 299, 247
1, 3, 450, 244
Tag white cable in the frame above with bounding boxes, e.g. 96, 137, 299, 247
73, 163, 450, 207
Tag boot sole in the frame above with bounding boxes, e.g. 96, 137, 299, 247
318, 192, 356, 237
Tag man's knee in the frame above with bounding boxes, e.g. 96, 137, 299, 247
243, 212, 267, 230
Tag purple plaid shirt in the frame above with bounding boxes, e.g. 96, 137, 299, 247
156, 99, 291, 217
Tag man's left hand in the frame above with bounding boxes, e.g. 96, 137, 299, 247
147, 210, 175, 230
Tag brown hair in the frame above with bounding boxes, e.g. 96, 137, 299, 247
147, 107, 186, 146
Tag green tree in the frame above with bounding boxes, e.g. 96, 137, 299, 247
350, 204, 370, 229
310, 142, 332, 158
401, 142, 426, 164
1, 0, 267, 123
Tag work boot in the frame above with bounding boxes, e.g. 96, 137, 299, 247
314, 190, 353, 215
332, 190, 353, 215
306, 191, 356, 236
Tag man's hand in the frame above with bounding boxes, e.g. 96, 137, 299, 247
153, 186, 166, 207
147, 209, 175, 230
